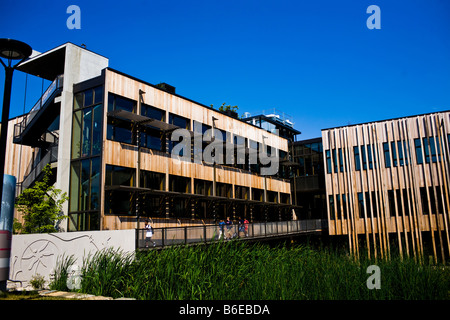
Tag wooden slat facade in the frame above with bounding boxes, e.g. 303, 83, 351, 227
101, 69, 291, 230
2, 116, 34, 193
322, 111, 450, 262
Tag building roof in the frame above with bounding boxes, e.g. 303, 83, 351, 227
321, 109, 450, 131
16, 42, 107, 80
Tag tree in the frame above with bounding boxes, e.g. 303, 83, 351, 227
218, 102, 238, 113
211, 102, 239, 117
14, 164, 68, 234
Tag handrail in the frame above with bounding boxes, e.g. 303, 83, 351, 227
21, 144, 58, 191
14, 75, 64, 139
135, 219, 326, 249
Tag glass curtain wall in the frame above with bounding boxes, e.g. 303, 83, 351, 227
69, 86, 103, 231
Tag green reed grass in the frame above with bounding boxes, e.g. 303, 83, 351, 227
50, 241, 449, 300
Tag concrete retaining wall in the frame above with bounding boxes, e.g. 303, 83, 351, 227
9, 229, 135, 283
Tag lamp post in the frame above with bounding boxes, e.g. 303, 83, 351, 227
0, 39, 32, 206
0, 38, 32, 292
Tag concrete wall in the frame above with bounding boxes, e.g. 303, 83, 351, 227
56, 44, 109, 231
9, 229, 135, 283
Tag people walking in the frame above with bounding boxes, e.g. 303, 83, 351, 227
145, 221, 156, 247
244, 218, 249, 237
225, 217, 233, 240
218, 219, 225, 240
238, 217, 245, 237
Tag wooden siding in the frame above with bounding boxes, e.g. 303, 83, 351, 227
2, 116, 34, 223
101, 69, 291, 230
322, 111, 450, 262
3, 117, 33, 182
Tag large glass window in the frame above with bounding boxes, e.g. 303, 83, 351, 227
69, 87, 103, 231
72, 93, 103, 158
104, 165, 136, 215
69, 158, 100, 213
107, 93, 136, 145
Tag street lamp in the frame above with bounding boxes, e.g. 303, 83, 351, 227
0, 39, 32, 201
0, 38, 32, 292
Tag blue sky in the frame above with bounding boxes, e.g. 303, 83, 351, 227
1, 0, 449, 139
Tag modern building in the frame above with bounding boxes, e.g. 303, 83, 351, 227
3, 42, 448, 263
322, 111, 450, 263
3, 42, 294, 232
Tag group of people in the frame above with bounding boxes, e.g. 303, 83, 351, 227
143, 217, 251, 247
217, 217, 249, 240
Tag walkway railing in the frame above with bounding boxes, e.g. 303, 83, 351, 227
136, 219, 326, 249
13, 74, 64, 141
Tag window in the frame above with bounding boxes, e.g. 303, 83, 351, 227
72, 105, 102, 158
216, 182, 232, 198
107, 94, 136, 145
70, 158, 101, 213
358, 192, 364, 218
390, 142, 398, 167
70, 87, 103, 231
423, 137, 440, 163
140, 170, 165, 190
267, 191, 278, 203
361, 147, 367, 170
249, 139, 259, 174
342, 194, 347, 219
414, 138, 423, 164
252, 188, 264, 202
72, 91, 103, 158
107, 117, 134, 145
329, 195, 335, 220
396, 141, 408, 166
104, 165, 136, 215
354, 146, 361, 171
140, 104, 165, 151
332, 149, 337, 173
74, 86, 103, 110
108, 93, 136, 113
367, 145, 373, 169
194, 179, 212, 196
168, 113, 190, 156
325, 150, 332, 174
388, 190, 396, 217
234, 134, 246, 169
169, 175, 190, 193
169, 113, 189, 129
383, 142, 391, 168
338, 148, 344, 172
235, 185, 249, 200
420, 186, 443, 215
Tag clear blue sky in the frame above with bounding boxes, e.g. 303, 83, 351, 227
1, 0, 449, 139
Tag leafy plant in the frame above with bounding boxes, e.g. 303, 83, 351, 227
14, 164, 68, 234
30, 274, 45, 290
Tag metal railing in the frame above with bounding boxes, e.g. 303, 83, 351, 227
14, 74, 64, 140
136, 219, 326, 249
21, 144, 58, 191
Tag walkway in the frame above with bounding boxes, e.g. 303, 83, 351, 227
136, 219, 326, 249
